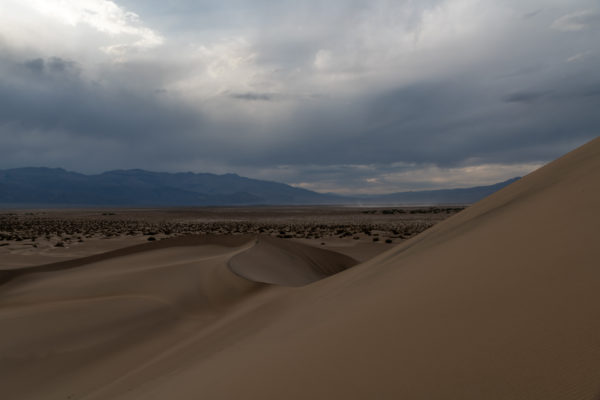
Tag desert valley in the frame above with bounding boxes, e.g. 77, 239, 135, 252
0, 137, 598, 399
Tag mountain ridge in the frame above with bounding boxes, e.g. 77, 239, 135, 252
0, 167, 519, 206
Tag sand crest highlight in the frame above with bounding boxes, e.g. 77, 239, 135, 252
228, 236, 357, 286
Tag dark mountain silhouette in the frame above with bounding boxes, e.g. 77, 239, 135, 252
0, 168, 341, 206
0, 167, 519, 206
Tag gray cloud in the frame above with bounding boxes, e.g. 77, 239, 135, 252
230, 92, 274, 101
522, 9, 543, 19
503, 91, 550, 103
0, 0, 599, 193
24, 58, 44, 73
22, 57, 79, 77
552, 10, 600, 32
46, 57, 78, 73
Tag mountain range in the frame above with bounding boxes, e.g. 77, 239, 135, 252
0, 167, 519, 207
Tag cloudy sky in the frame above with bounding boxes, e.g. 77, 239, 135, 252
1, 0, 598, 194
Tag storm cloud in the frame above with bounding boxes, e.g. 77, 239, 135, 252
0, 0, 598, 193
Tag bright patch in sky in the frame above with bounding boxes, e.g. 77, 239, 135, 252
4, 0, 162, 58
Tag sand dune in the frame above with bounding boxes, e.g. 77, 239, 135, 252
0, 236, 262, 398
1, 137, 599, 399
0, 234, 253, 284
0, 234, 355, 398
229, 236, 357, 286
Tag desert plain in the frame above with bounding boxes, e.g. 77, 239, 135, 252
0, 205, 461, 269
0, 137, 599, 399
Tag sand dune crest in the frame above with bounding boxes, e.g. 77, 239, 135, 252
228, 236, 358, 286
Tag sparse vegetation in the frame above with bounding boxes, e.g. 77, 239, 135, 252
0, 206, 463, 248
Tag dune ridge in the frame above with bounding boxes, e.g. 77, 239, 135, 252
1, 137, 599, 399
0, 234, 254, 285
228, 236, 358, 286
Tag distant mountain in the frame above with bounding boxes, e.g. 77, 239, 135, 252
358, 177, 521, 205
0, 167, 519, 207
0, 168, 342, 206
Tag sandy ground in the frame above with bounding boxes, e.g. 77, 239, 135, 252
1, 137, 599, 399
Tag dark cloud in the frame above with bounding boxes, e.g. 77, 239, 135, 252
0, 55, 211, 172
522, 9, 543, 19
580, 83, 600, 97
503, 91, 550, 103
46, 57, 78, 73
23, 57, 78, 75
230, 92, 274, 101
24, 58, 44, 73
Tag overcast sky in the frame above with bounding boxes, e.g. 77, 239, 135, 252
1, 0, 598, 193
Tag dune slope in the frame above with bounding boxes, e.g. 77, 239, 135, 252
1, 137, 599, 399
109, 137, 600, 400
0, 234, 360, 399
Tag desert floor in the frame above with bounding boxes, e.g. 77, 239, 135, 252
0, 205, 462, 268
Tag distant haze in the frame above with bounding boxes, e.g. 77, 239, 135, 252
1, 1, 598, 193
